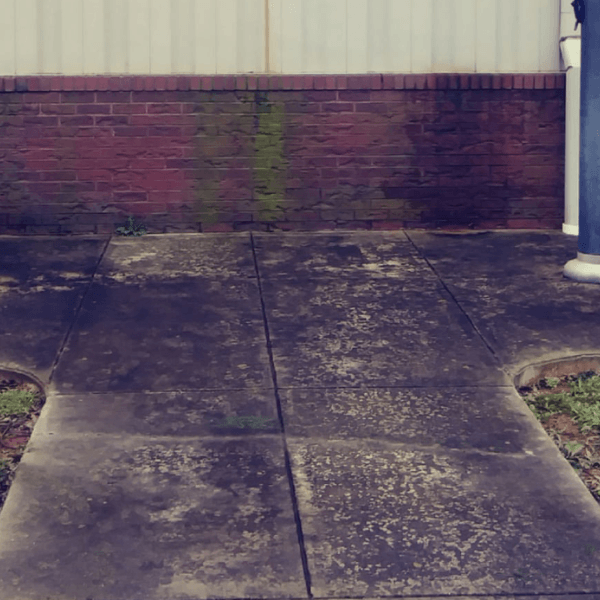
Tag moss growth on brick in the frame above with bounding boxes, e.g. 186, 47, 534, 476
252, 95, 288, 221
191, 91, 289, 227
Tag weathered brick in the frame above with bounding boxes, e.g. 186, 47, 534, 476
0, 75, 566, 234
75, 104, 111, 115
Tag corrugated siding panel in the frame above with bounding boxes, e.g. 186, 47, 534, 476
0, 0, 561, 76
272, 0, 561, 74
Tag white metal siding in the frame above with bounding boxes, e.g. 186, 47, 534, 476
0, 0, 561, 76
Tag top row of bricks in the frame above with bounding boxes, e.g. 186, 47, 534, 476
0, 73, 565, 93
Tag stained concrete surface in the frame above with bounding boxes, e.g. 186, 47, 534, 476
0, 230, 600, 599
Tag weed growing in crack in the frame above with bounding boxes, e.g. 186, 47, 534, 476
115, 215, 147, 236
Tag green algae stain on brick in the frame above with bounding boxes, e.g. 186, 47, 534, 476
252, 92, 288, 222
190, 91, 289, 227
191, 110, 224, 227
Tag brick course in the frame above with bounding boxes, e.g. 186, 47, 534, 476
0, 73, 565, 235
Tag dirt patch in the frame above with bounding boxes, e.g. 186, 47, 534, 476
517, 369, 600, 504
0, 374, 46, 511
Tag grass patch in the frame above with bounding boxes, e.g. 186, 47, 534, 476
0, 389, 38, 418
521, 370, 600, 432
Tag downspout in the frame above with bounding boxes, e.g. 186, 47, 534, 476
564, 0, 600, 283
559, 2, 582, 236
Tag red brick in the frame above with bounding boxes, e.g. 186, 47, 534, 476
313, 76, 325, 91
403, 75, 416, 90
325, 76, 336, 90
335, 76, 348, 90
27, 78, 40, 92
72, 77, 86, 91
534, 74, 545, 89
371, 75, 383, 90
120, 77, 134, 90
302, 76, 315, 89
41, 104, 76, 115
113, 126, 148, 137
74, 104, 108, 115
60, 116, 93, 126
415, 75, 426, 90
0, 81, 566, 235
97, 77, 110, 91
269, 76, 283, 90
58, 78, 73, 92
60, 93, 89, 107
95, 116, 129, 127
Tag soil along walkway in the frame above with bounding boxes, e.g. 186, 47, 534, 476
0, 372, 46, 510
517, 370, 600, 503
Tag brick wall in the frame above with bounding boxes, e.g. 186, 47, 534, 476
0, 73, 565, 235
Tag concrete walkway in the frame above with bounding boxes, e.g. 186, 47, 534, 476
1, 229, 600, 600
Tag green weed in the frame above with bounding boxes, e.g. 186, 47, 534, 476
115, 215, 147, 236
522, 371, 600, 431
0, 389, 37, 418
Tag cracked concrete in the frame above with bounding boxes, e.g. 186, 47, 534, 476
1, 229, 600, 599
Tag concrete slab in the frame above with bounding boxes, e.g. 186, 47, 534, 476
259, 280, 508, 387
0, 433, 306, 600
0, 236, 108, 382
1, 230, 600, 599
287, 437, 600, 596
52, 276, 272, 393
403, 230, 600, 376
251, 230, 441, 283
